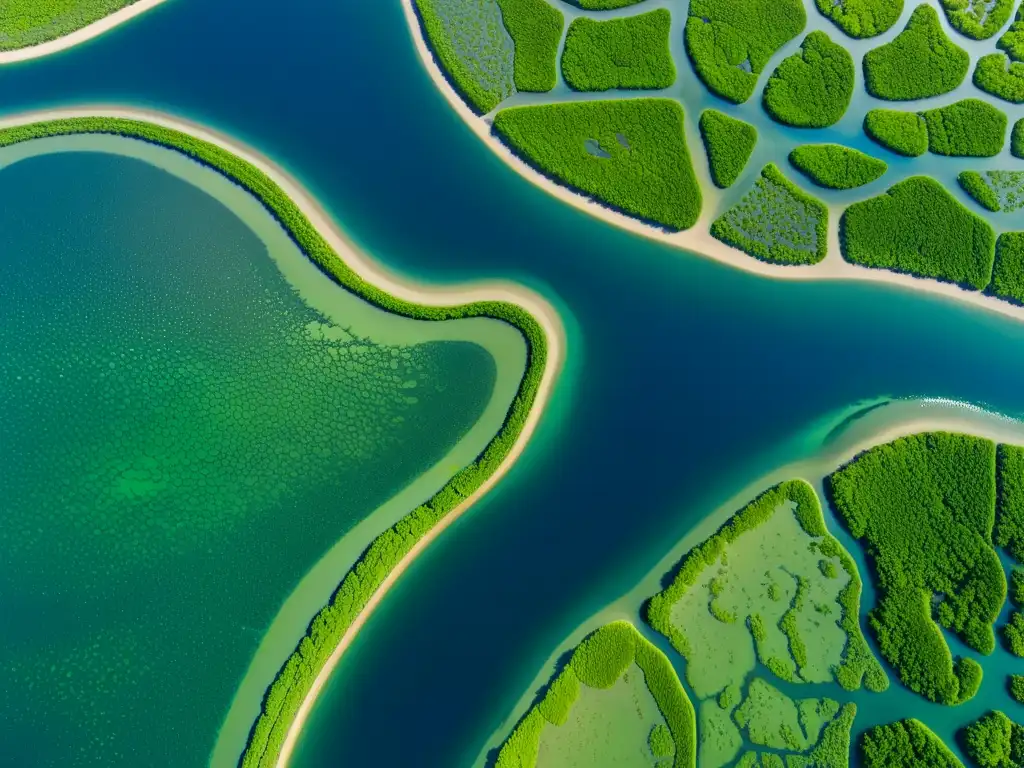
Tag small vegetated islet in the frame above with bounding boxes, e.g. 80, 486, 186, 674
561, 10, 675, 92
711, 164, 828, 266
922, 99, 1008, 158
828, 433, 1004, 704
841, 176, 996, 289
762, 31, 854, 128
492, 99, 702, 231
963, 711, 1024, 768
814, 0, 903, 38
974, 54, 1024, 105
0, 0, 138, 51
699, 109, 758, 188
495, 621, 695, 768
860, 719, 964, 767
685, 0, 807, 104
940, 0, 1015, 39
1011, 675, 1024, 704
959, 171, 1024, 213
566, 0, 645, 8
862, 5, 969, 100
789, 144, 887, 190
1015, 119, 1024, 158
864, 109, 929, 156
991, 233, 1024, 305
496, 0, 564, 93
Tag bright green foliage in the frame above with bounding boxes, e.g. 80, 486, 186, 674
974, 54, 1024, 104
496, 622, 695, 768
493, 99, 702, 231
991, 233, 1024, 304
685, 0, 807, 104
940, 0, 1016, 40
814, 0, 903, 38
567, 0, 645, 7
960, 172, 1005, 212
861, 719, 964, 768
1001, 4, 1024, 59
1015, 119, 1024, 158
864, 109, 929, 156
922, 99, 1008, 157
862, 5, 969, 100
711, 164, 828, 266
1011, 676, 1024, 704
962, 711, 1024, 768
959, 171, 1024, 213
1006, 612, 1024, 656
762, 31, 854, 128
649, 723, 674, 758
414, 0, 516, 114
840, 177, 996, 290
536, 669, 579, 726
0, 0, 138, 51
998, 445, 1024, 555
828, 433, 1005, 704
789, 144, 887, 190
1013, 570, 1024, 605
699, 109, 758, 188
570, 620, 636, 688
0, 116, 549, 768
496, 0, 564, 92
561, 10, 675, 92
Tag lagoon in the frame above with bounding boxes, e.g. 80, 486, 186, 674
5, 0, 1024, 766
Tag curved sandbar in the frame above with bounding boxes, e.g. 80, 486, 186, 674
401, 0, 1024, 327
0, 106, 564, 768
0, 0, 168, 64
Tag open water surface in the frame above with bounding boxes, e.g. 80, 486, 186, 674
4, 0, 1024, 765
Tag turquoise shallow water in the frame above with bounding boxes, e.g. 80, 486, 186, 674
0, 149, 501, 766
2, 0, 1024, 766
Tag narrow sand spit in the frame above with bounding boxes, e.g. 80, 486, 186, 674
0, 106, 565, 768
401, 0, 1024, 325
0, 0, 168, 64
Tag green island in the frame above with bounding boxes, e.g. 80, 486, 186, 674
939, 0, 1015, 39
990, 232, 1024, 304
561, 10, 676, 92
789, 144, 887, 190
922, 99, 1008, 158
840, 176, 996, 289
828, 433, 1004, 704
0, 0, 151, 52
861, 719, 964, 767
1012, 676, 1024, 704
862, 5, 969, 101
492, 99, 702, 231
699, 110, 758, 189
1015, 119, 1024, 158
814, 0, 903, 38
863, 108, 928, 157
762, 31, 854, 128
565, 0, 645, 8
977, 4, 1024, 104
959, 171, 1024, 213
684, 0, 806, 104
0, 117, 549, 768
963, 711, 1024, 767
711, 164, 828, 266
495, 621, 695, 768
413, 0, 563, 113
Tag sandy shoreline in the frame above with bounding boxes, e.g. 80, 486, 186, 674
400, 0, 1024, 325
0, 0, 168, 64
0, 106, 565, 767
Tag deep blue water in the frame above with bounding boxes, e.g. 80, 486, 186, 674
8, 0, 1024, 766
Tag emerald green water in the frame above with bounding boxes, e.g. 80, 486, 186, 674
0, 145, 516, 767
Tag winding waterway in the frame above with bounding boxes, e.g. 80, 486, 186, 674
4, 0, 1024, 766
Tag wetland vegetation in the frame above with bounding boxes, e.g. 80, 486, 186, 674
561, 11, 675, 92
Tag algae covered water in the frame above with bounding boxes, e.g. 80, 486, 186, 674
0, 146, 513, 766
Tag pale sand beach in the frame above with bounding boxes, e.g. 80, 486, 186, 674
0, 0, 168, 64
0, 106, 565, 768
401, 0, 1024, 326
